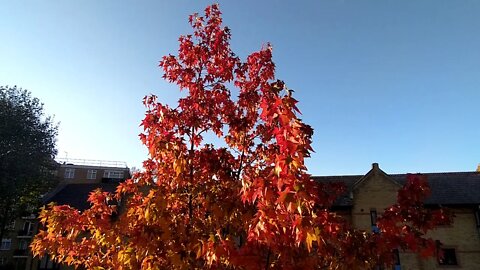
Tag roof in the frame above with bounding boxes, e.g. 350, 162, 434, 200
44, 183, 118, 210
56, 158, 128, 168
390, 172, 480, 205
314, 171, 480, 207
45, 171, 480, 210
311, 175, 361, 207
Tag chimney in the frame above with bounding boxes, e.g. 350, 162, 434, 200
372, 163, 379, 170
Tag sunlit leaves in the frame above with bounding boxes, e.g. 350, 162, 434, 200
31, 4, 451, 270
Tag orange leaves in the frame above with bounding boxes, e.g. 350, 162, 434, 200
277, 187, 293, 205
31, 4, 451, 270
305, 228, 320, 252
173, 156, 187, 176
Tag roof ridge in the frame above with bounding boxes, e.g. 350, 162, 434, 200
313, 171, 478, 178
312, 175, 363, 178
389, 171, 478, 176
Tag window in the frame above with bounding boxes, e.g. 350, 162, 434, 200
393, 249, 401, 270
64, 168, 75, 179
20, 221, 33, 236
87, 169, 97, 179
370, 209, 377, 225
370, 209, 380, 233
39, 255, 58, 269
0, 239, 11, 250
438, 248, 458, 266
475, 207, 480, 237
14, 258, 27, 269
103, 170, 124, 179
18, 240, 28, 250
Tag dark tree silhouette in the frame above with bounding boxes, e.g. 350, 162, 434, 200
0, 85, 58, 242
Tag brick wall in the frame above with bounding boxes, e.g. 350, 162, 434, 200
350, 165, 480, 270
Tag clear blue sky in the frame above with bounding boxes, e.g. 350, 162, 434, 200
1, 1, 479, 175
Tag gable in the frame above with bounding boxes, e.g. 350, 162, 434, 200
313, 164, 480, 206
351, 168, 399, 212
353, 163, 402, 191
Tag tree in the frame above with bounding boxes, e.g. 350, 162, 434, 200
0, 86, 58, 242
31, 5, 450, 269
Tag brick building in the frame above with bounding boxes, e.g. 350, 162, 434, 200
55, 158, 130, 184
3, 162, 479, 269
314, 163, 480, 270
0, 214, 36, 270
0, 159, 130, 270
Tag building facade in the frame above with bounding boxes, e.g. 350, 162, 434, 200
0, 159, 130, 270
0, 214, 36, 270
55, 158, 130, 184
314, 163, 480, 270
3, 162, 479, 269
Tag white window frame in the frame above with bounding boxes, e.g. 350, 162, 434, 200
23, 221, 33, 236
64, 168, 75, 179
103, 170, 124, 179
0, 239, 11, 250
87, 169, 97, 180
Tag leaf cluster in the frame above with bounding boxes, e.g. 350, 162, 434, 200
31, 5, 451, 270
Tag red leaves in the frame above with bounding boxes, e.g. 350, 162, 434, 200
31, 4, 451, 270
398, 174, 431, 206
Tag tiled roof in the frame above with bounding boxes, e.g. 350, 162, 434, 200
314, 171, 480, 206
44, 183, 118, 210
45, 172, 480, 210
390, 172, 480, 205
311, 175, 361, 207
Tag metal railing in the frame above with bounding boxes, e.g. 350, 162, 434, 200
56, 158, 128, 168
